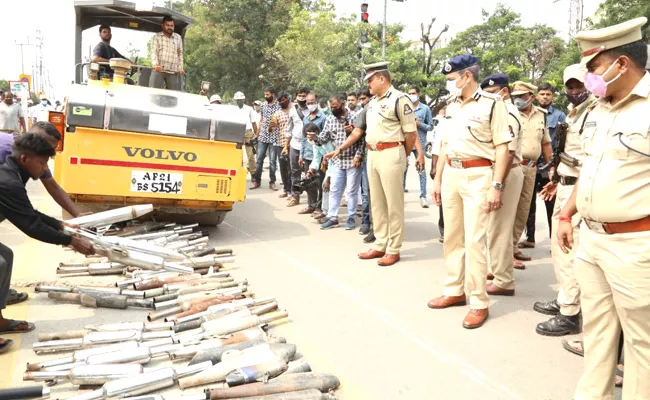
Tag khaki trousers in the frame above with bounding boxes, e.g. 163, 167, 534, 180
367, 146, 406, 254
550, 182, 581, 316
512, 165, 537, 251
488, 166, 524, 290
574, 228, 650, 400
244, 130, 257, 177
441, 165, 492, 309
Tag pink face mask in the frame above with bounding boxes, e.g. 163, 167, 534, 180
584, 58, 621, 98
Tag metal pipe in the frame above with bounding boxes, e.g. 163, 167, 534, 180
103, 368, 175, 398
28, 341, 141, 371
151, 233, 180, 245
134, 273, 202, 291
163, 277, 238, 293
85, 346, 152, 365
24, 364, 144, 386
206, 373, 340, 399
0, 385, 50, 400
180, 344, 282, 389
128, 230, 179, 241
35, 285, 73, 293
65, 204, 153, 228
286, 358, 312, 374
225, 360, 288, 387
168, 328, 266, 361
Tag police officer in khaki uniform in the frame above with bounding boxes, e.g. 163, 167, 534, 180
557, 17, 650, 400
428, 55, 512, 329
533, 64, 598, 337
327, 62, 422, 267
510, 82, 552, 266
480, 74, 525, 296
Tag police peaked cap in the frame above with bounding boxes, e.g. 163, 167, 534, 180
442, 54, 478, 75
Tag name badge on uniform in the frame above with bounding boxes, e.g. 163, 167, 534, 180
584, 121, 597, 128
469, 115, 483, 124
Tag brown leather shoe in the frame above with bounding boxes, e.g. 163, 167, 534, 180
486, 282, 515, 296
298, 207, 314, 215
514, 251, 532, 262
358, 249, 385, 260
514, 259, 526, 270
487, 273, 495, 280
279, 192, 288, 198
250, 182, 261, 190
269, 183, 278, 191
378, 253, 400, 267
463, 309, 489, 329
427, 294, 467, 309
518, 240, 535, 249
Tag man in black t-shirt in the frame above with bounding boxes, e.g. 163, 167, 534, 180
91, 25, 129, 79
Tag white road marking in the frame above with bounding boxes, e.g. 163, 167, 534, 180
225, 222, 523, 399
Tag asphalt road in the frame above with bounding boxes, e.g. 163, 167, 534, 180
0, 164, 623, 400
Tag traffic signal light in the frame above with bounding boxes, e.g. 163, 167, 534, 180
361, 3, 369, 23
360, 31, 369, 43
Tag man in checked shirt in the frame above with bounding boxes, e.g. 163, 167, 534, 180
149, 15, 184, 91
319, 93, 363, 231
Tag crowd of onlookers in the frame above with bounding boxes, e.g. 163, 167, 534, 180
0, 91, 63, 134
218, 85, 440, 243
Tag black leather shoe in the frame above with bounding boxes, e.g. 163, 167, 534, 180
536, 313, 581, 337
533, 299, 560, 316
363, 230, 376, 243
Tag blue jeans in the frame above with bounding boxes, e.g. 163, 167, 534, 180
254, 141, 278, 185
327, 165, 362, 221
361, 160, 371, 226
403, 134, 427, 198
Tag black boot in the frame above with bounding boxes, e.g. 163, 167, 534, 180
363, 229, 376, 243
533, 299, 560, 316
536, 313, 581, 337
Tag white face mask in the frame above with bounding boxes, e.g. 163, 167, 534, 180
446, 74, 468, 97
307, 104, 318, 113
408, 94, 419, 103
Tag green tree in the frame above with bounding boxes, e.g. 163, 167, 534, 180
589, 0, 650, 39
0, 80, 8, 93
170, 0, 300, 100
271, 1, 361, 96
438, 5, 567, 84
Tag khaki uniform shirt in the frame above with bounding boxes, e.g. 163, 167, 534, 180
577, 72, 650, 223
506, 101, 523, 164
557, 95, 598, 178
519, 105, 551, 161
365, 86, 417, 145
441, 90, 512, 162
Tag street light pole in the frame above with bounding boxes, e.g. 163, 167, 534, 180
381, 0, 387, 59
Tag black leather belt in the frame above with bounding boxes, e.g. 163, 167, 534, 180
559, 175, 578, 186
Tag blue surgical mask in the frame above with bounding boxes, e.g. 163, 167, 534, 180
41, 100, 47, 106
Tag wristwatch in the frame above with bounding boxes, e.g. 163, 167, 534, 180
491, 181, 503, 191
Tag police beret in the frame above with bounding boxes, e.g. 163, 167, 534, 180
441, 54, 478, 75
511, 81, 537, 96
575, 17, 647, 65
480, 74, 510, 89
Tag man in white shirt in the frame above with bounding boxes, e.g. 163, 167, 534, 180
233, 91, 259, 179
29, 95, 53, 125
287, 99, 305, 207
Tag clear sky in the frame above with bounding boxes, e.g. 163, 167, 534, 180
0, 0, 603, 101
